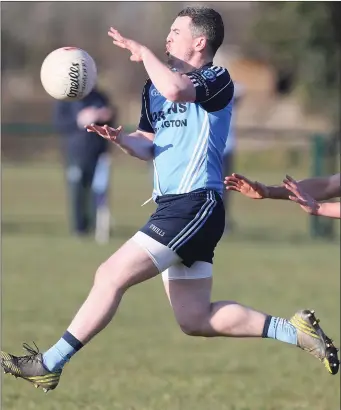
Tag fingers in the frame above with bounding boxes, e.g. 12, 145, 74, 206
289, 195, 317, 214
284, 181, 297, 191
283, 174, 302, 197
283, 179, 297, 189
288, 195, 305, 205
231, 173, 254, 185
284, 181, 301, 198
283, 175, 299, 190
224, 173, 248, 184
108, 27, 123, 40
112, 40, 127, 49
108, 27, 128, 48
85, 123, 121, 141
225, 180, 240, 189
224, 175, 239, 183
109, 28, 133, 53
285, 174, 296, 183
225, 186, 240, 192
224, 176, 238, 184
224, 175, 242, 190
103, 124, 122, 140
85, 124, 104, 134
113, 125, 123, 135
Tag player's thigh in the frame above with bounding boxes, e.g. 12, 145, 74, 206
96, 239, 159, 290
97, 232, 181, 290
163, 264, 213, 327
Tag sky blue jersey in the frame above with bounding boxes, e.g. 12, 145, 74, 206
138, 63, 234, 198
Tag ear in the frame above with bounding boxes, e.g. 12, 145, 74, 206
194, 36, 206, 52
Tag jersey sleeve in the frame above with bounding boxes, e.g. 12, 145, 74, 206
137, 80, 154, 133
185, 65, 234, 111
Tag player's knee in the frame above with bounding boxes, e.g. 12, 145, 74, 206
178, 316, 207, 336
94, 263, 112, 286
94, 263, 128, 292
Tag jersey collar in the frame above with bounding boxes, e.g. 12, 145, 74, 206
172, 62, 214, 74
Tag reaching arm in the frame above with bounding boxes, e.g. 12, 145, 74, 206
270, 174, 341, 201
140, 48, 196, 102
85, 124, 154, 161
107, 27, 234, 105
85, 80, 155, 162
315, 202, 341, 219
284, 176, 341, 219
141, 49, 234, 107
225, 173, 341, 201
116, 130, 154, 161
107, 27, 195, 103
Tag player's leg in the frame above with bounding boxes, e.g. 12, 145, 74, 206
92, 153, 112, 244
0, 236, 174, 391
161, 189, 339, 375
163, 265, 339, 375
163, 266, 267, 337
158, 190, 266, 337
66, 163, 88, 235
83, 163, 97, 233
65, 239, 159, 343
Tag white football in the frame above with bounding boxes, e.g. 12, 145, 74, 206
40, 47, 97, 101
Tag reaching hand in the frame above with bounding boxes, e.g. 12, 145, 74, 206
85, 124, 123, 143
283, 174, 320, 215
108, 27, 145, 62
224, 173, 269, 199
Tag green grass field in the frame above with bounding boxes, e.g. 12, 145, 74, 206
2, 150, 340, 410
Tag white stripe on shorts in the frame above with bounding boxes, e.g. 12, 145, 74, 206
168, 191, 217, 251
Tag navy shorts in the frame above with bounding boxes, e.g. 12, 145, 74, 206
140, 189, 225, 267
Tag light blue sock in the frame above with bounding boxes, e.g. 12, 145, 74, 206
265, 316, 298, 345
42, 331, 83, 372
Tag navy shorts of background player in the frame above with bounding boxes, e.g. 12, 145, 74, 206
138, 63, 234, 267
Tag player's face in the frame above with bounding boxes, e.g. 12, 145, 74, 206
166, 16, 198, 67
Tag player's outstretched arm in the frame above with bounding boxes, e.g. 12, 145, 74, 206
224, 173, 341, 201
85, 124, 154, 161
224, 173, 270, 199
108, 27, 196, 103
224, 173, 305, 200
284, 175, 341, 218
314, 202, 341, 219
283, 173, 341, 201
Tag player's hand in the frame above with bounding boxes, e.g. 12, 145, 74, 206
283, 174, 320, 215
224, 173, 269, 199
108, 27, 145, 62
85, 124, 123, 143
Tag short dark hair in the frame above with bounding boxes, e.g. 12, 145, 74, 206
177, 6, 224, 56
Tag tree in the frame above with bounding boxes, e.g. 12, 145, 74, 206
248, 2, 340, 122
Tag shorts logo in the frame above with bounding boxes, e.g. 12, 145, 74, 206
149, 224, 165, 237
201, 69, 216, 82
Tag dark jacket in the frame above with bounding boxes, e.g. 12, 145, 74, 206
54, 89, 114, 167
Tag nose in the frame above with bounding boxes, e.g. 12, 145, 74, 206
166, 32, 172, 44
